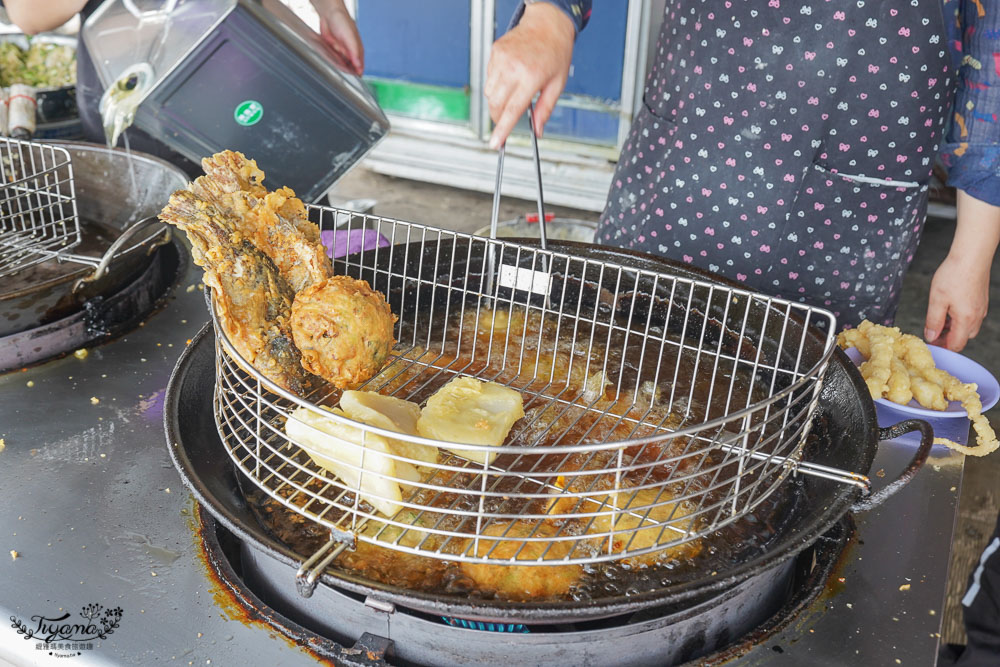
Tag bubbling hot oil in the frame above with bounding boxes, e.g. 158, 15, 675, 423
249, 304, 801, 602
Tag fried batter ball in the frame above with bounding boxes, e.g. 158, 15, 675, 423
459, 521, 583, 600
290, 275, 397, 389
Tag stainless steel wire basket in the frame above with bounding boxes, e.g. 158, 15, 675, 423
210, 206, 868, 596
0, 136, 79, 278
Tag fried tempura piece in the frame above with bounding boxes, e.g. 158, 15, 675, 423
159, 190, 316, 395
919, 366, 999, 455
859, 322, 898, 399
887, 357, 913, 405
290, 275, 397, 389
838, 319, 998, 456
459, 521, 583, 600
191, 151, 331, 292
909, 371, 948, 411
546, 473, 702, 567
592, 487, 701, 567
837, 326, 871, 358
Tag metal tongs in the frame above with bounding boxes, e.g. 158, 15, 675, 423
489, 101, 549, 248
485, 102, 551, 302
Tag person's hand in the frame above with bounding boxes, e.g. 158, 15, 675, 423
4, 0, 88, 35
310, 0, 364, 76
485, 2, 576, 149
925, 253, 990, 352
924, 189, 1000, 352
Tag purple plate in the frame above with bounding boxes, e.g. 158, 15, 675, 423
844, 346, 1000, 416
844, 345, 1000, 446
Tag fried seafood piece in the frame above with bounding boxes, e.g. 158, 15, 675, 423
458, 521, 583, 600
545, 472, 702, 567
337, 511, 450, 591
159, 190, 316, 395
886, 357, 913, 406
191, 151, 331, 292
908, 371, 947, 411
290, 275, 397, 389
588, 487, 702, 566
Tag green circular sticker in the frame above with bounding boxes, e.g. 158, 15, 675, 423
234, 100, 263, 127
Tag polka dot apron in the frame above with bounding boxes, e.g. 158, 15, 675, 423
596, 0, 954, 327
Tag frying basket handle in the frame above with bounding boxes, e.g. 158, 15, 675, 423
73, 216, 170, 293
851, 419, 934, 513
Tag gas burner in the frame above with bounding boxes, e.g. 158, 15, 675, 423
197, 505, 851, 666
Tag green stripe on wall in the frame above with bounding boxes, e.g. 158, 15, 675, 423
365, 78, 470, 123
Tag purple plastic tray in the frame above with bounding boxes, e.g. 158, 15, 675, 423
320, 229, 389, 259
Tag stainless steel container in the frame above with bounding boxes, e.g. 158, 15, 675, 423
82, 0, 389, 201
473, 215, 598, 242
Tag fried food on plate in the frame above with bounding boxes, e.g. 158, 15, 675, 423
859, 321, 897, 398
416, 376, 525, 464
886, 357, 913, 406
290, 276, 397, 390
458, 521, 583, 600
191, 151, 331, 292
284, 405, 420, 517
339, 390, 438, 464
837, 320, 998, 456
159, 190, 317, 395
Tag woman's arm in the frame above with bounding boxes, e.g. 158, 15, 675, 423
925, 190, 1000, 351
931, 1, 1000, 351
485, 0, 591, 149
4, 0, 88, 35
309, 0, 363, 76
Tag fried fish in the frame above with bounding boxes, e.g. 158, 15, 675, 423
189, 150, 331, 292
159, 190, 317, 395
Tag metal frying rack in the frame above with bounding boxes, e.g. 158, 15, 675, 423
0, 135, 172, 287
209, 190, 869, 602
206, 107, 871, 598
0, 136, 80, 277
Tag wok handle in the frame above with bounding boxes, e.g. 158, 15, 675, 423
851, 419, 934, 513
73, 216, 170, 293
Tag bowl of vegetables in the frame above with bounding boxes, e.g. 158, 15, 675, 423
0, 33, 77, 123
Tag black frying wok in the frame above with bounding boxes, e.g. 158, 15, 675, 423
164, 239, 932, 624
0, 142, 187, 336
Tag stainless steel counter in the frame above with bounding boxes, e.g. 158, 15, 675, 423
0, 241, 964, 666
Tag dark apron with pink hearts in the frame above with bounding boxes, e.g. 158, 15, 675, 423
595, 0, 953, 326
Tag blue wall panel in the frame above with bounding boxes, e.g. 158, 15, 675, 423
513, 106, 619, 144
495, 0, 627, 102
358, 0, 471, 88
